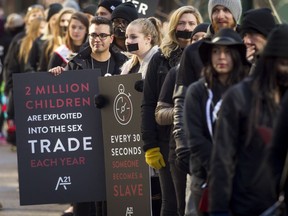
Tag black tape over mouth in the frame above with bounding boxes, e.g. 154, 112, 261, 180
175, 31, 193, 39
126, 43, 139, 52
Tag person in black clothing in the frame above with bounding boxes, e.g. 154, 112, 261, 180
155, 22, 209, 216
240, 8, 276, 74
209, 24, 288, 216
50, 17, 126, 216
110, 2, 138, 52
184, 28, 250, 216
141, 5, 202, 216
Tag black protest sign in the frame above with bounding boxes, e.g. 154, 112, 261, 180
13, 70, 106, 205
122, 0, 159, 17
98, 74, 151, 216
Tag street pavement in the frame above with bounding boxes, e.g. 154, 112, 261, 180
0, 141, 70, 216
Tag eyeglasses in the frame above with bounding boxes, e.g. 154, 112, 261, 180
89, 33, 111, 40
27, 4, 44, 12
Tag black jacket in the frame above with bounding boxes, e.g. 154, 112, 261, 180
67, 46, 127, 75
270, 90, 288, 209
25, 36, 45, 72
184, 78, 227, 179
141, 48, 182, 152
209, 77, 277, 215
155, 66, 177, 162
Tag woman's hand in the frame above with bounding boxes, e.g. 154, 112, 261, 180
48, 66, 65, 76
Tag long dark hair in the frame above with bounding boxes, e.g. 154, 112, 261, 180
202, 45, 250, 88
245, 56, 280, 145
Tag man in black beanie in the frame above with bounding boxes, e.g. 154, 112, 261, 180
110, 2, 138, 52
96, 0, 122, 20
241, 8, 276, 67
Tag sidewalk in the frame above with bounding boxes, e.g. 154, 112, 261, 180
0, 141, 70, 216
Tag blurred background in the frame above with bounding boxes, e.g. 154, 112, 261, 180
0, 0, 287, 23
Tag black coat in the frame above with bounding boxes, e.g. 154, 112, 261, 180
184, 78, 227, 180
141, 48, 182, 152
209, 77, 277, 215
67, 46, 127, 75
270, 90, 288, 209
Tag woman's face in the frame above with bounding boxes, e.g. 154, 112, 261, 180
175, 13, 198, 47
211, 45, 233, 75
59, 12, 73, 37
125, 24, 151, 57
69, 18, 87, 45
27, 10, 44, 25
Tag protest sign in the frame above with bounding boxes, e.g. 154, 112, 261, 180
99, 74, 152, 216
13, 70, 105, 205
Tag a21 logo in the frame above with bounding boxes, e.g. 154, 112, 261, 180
125, 206, 133, 216
55, 176, 71, 190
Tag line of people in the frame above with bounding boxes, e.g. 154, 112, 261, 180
1, 0, 288, 216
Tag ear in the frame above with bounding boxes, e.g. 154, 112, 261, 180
145, 35, 152, 44
110, 34, 114, 44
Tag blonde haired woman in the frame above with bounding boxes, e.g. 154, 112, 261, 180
38, 8, 76, 71
141, 5, 203, 215
121, 17, 162, 79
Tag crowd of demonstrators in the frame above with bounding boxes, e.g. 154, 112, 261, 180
170, 1, 242, 216
1, 1, 288, 216
141, 5, 202, 216
209, 24, 288, 216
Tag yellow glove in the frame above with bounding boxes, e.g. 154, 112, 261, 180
145, 147, 166, 170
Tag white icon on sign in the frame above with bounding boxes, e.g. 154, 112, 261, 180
125, 207, 133, 216
113, 84, 133, 125
55, 176, 71, 190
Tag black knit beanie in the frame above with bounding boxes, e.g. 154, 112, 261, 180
111, 2, 138, 23
191, 23, 209, 38
82, 4, 97, 16
263, 24, 288, 58
240, 8, 276, 38
47, 3, 63, 22
98, 0, 122, 14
